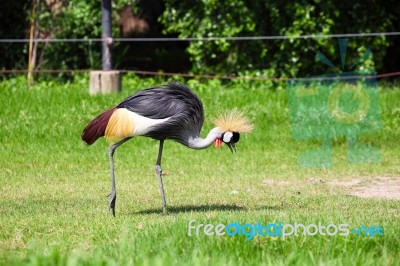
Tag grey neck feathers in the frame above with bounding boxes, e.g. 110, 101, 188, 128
187, 127, 223, 150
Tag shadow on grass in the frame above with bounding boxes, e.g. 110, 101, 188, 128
134, 204, 246, 215
255, 205, 283, 211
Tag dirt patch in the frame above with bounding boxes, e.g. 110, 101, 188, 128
325, 176, 400, 200
347, 178, 400, 200
262, 176, 400, 200
262, 179, 291, 186
326, 179, 362, 187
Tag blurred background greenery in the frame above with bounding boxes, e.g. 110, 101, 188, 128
1, 0, 400, 79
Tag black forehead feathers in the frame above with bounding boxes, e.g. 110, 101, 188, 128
221, 131, 240, 143
232, 132, 240, 143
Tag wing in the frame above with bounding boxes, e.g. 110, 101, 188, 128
117, 82, 204, 140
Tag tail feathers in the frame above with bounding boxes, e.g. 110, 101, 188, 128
81, 107, 117, 145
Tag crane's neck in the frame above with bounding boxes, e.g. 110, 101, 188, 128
187, 127, 224, 150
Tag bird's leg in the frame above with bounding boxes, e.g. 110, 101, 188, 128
156, 139, 167, 214
108, 137, 131, 217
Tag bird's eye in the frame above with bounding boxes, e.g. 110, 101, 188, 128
232, 132, 240, 143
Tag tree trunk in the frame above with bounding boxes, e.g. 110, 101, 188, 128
28, 0, 39, 86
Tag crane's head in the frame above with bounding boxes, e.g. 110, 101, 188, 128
213, 131, 240, 153
213, 110, 254, 153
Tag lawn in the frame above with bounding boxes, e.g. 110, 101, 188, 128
0, 75, 399, 265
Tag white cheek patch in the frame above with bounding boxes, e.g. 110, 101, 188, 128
223, 132, 233, 142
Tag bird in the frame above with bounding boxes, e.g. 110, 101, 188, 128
81, 82, 253, 216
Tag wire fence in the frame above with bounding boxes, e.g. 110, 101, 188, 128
1, 69, 400, 82
1, 31, 400, 81
1, 31, 400, 43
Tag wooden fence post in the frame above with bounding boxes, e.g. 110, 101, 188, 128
89, 0, 121, 95
89, 71, 121, 95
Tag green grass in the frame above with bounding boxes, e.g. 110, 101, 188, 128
0, 75, 399, 265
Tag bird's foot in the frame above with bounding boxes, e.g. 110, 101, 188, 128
108, 191, 116, 217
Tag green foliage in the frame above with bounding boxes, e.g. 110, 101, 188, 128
161, 1, 256, 73
1, 0, 400, 79
0, 0, 30, 70
0, 0, 139, 73
161, 0, 400, 76
37, 0, 103, 71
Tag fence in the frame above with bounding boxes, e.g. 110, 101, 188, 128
1, 31, 400, 81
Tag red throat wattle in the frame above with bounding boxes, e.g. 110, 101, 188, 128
214, 138, 222, 148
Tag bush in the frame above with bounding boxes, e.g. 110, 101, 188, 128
161, 0, 400, 77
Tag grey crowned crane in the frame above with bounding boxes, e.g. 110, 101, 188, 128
81, 82, 253, 216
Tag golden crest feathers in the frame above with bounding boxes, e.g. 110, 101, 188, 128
214, 110, 254, 133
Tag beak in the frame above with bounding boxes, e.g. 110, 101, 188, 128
227, 142, 236, 153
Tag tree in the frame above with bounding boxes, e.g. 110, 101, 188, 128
161, 0, 400, 77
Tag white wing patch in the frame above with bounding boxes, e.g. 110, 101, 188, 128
131, 111, 171, 136
105, 108, 171, 142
